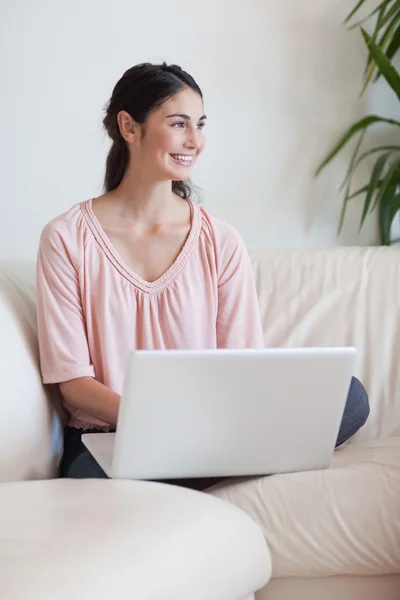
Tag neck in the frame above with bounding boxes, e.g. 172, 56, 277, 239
111, 162, 180, 224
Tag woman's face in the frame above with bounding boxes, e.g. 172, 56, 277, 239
122, 87, 206, 182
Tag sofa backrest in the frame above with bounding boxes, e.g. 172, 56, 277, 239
250, 247, 400, 442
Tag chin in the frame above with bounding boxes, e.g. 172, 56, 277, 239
173, 174, 191, 182
163, 157, 194, 181
166, 169, 192, 182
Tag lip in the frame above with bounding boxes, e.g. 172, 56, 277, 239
170, 154, 195, 167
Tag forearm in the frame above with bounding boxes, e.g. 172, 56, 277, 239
59, 377, 120, 426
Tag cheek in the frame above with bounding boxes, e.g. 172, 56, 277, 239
143, 128, 174, 157
197, 137, 206, 155
157, 128, 179, 152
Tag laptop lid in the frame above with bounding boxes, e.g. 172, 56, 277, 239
109, 347, 356, 480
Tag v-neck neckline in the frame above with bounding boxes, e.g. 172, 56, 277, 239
81, 197, 202, 294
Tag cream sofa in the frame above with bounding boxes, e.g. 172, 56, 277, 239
1, 247, 400, 599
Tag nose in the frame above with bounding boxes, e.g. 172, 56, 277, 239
184, 124, 203, 151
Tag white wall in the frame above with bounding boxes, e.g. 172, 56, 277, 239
0, 0, 393, 260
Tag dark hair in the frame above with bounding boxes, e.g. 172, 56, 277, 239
103, 62, 203, 198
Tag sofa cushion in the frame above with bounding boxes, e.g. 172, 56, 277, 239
209, 438, 400, 578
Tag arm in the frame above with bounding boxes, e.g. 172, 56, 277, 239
216, 228, 264, 349
36, 223, 117, 425
59, 377, 120, 426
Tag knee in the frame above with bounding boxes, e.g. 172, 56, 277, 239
349, 376, 370, 426
336, 376, 370, 447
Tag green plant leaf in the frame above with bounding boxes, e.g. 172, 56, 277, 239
363, 11, 400, 89
387, 191, 400, 241
378, 183, 399, 243
367, 2, 388, 52
342, 145, 400, 189
343, 0, 369, 25
379, 10, 400, 50
361, 28, 400, 100
374, 0, 400, 32
363, 6, 390, 71
362, 64, 378, 93
375, 22, 400, 81
339, 167, 365, 234
338, 184, 351, 234
315, 115, 400, 176
347, 0, 395, 29
358, 152, 392, 230
389, 192, 400, 226
338, 163, 364, 234
340, 130, 366, 191
371, 155, 400, 212
348, 181, 384, 199
384, 21, 400, 61
379, 203, 391, 243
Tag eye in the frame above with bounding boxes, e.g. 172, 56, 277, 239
171, 121, 186, 128
197, 122, 206, 130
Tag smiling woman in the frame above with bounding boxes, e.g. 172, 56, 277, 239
35, 62, 266, 479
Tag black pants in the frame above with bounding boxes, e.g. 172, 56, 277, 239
60, 376, 370, 490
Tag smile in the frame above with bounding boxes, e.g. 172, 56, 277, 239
170, 154, 194, 166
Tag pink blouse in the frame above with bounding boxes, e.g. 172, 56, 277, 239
36, 198, 264, 429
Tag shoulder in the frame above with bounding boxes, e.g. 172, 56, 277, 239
198, 205, 248, 265
197, 204, 250, 280
199, 204, 246, 253
40, 202, 85, 241
38, 201, 88, 267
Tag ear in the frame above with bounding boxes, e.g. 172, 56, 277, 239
117, 110, 138, 143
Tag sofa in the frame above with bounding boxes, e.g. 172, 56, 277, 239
1, 246, 400, 599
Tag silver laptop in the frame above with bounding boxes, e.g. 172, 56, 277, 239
82, 347, 356, 480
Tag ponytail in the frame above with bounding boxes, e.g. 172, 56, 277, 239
104, 138, 129, 193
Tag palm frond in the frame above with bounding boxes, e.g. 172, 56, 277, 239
361, 28, 400, 100
347, 0, 395, 29
343, 0, 370, 25
315, 116, 400, 176
363, 11, 400, 90
358, 152, 392, 230
341, 145, 400, 191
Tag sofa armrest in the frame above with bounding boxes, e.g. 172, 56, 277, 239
0, 479, 271, 599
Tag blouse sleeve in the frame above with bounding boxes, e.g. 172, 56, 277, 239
216, 227, 264, 349
36, 224, 95, 384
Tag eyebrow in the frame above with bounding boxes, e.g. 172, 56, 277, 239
166, 113, 207, 121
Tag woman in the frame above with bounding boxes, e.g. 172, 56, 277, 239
36, 62, 369, 486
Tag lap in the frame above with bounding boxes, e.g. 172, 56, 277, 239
60, 427, 224, 489
60, 377, 369, 478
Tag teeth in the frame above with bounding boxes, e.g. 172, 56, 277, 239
171, 154, 193, 162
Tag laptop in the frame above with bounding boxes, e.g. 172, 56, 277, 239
82, 347, 356, 480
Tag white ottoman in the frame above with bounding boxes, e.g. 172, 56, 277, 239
0, 479, 271, 600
